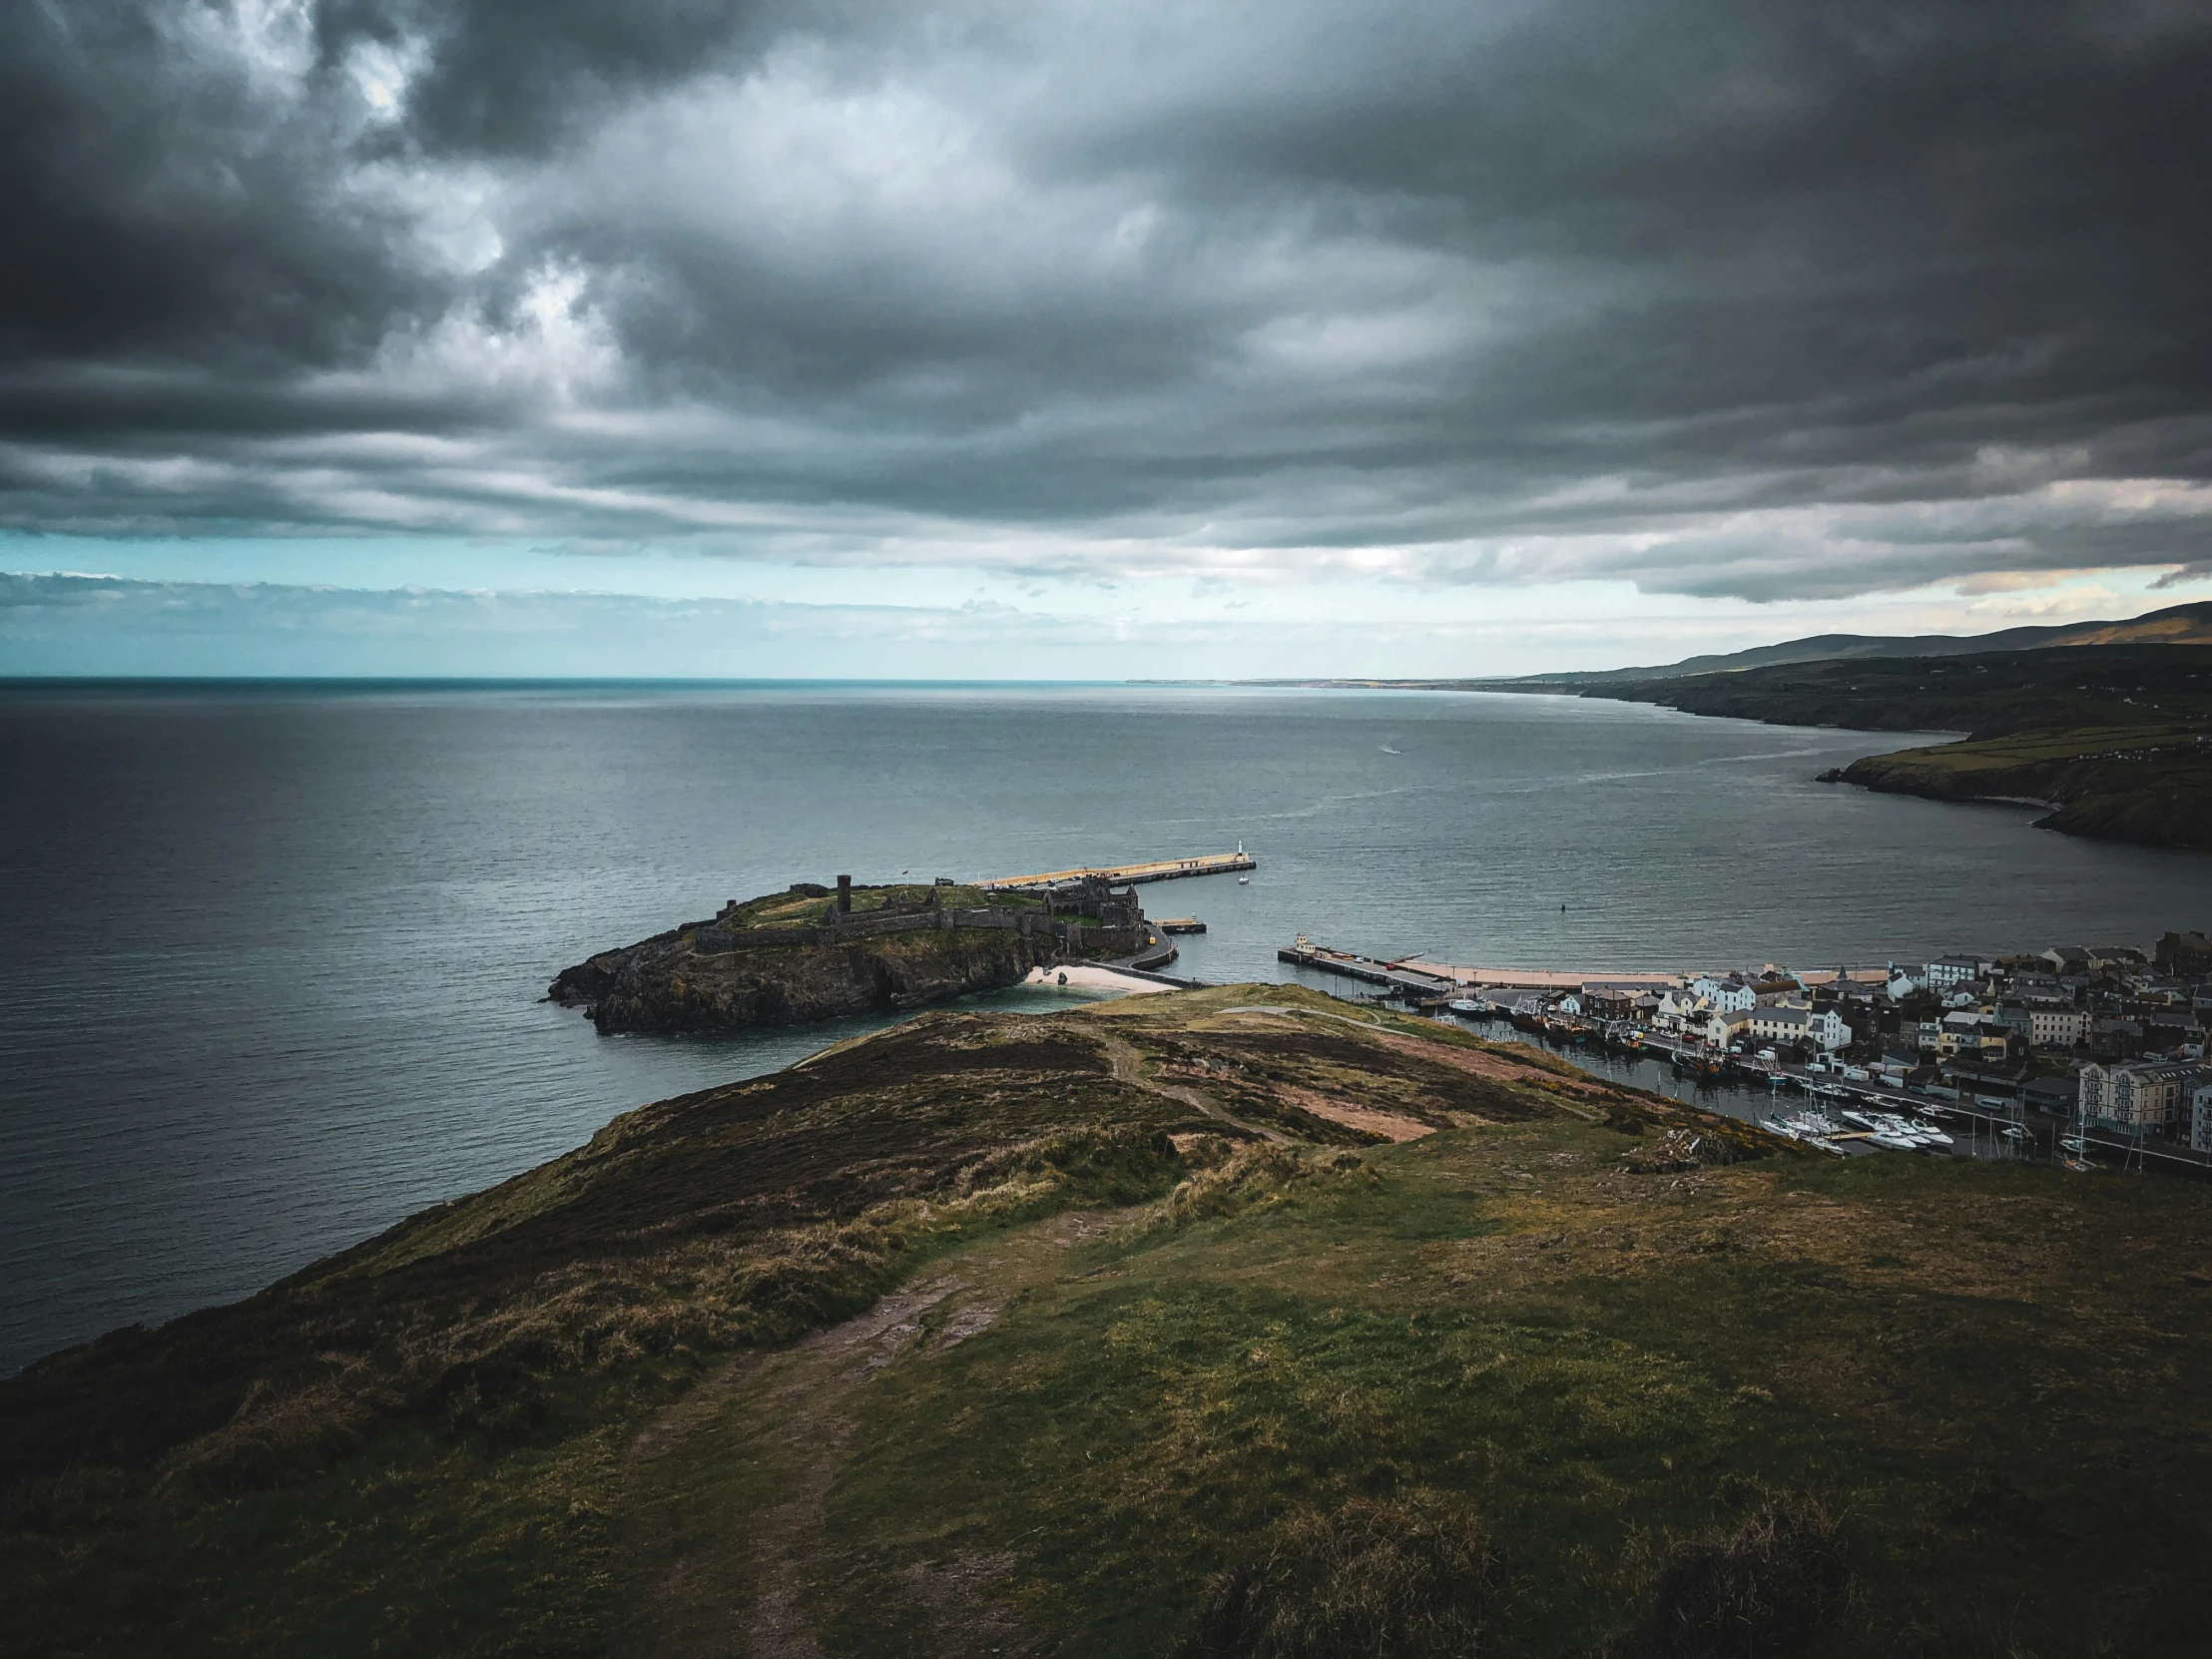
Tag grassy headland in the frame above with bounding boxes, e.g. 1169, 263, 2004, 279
6, 986, 2208, 1655
1586, 644, 2212, 852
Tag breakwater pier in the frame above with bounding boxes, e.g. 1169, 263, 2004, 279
1278, 940, 1680, 999
1277, 940, 1458, 1001
983, 847, 1255, 890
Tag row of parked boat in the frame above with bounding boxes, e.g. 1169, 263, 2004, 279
1762, 1107, 1955, 1153
1445, 996, 2032, 1159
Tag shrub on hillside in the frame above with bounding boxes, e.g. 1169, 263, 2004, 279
1618, 1488, 1851, 1658
1160, 1142, 1374, 1229
1181, 1490, 1495, 1658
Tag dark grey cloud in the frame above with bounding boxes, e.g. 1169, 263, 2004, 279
2, 0, 2209, 599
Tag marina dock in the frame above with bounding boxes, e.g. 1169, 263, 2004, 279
983, 848, 1255, 890
1277, 940, 1457, 1001
1279, 940, 1680, 997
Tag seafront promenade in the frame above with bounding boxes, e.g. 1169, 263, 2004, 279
1281, 940, 1894, 994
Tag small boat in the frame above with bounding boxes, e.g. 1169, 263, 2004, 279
1911, 1119, 1954, 1147
1447, 998, 1482, 1015
1868, 1130, 1919, 1151
1875, 1114, 1939, 1148
2059, 1135, 2088, 1155
1380, 746, 1401, 755
1237, 875, 1249, 883
2000, 1124, 2028, 1141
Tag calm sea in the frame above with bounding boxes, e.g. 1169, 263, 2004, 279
5, 680, 2209, 1372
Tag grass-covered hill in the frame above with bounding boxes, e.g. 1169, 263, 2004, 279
6, 986, 2209, 1656
1589, 644, 2212, 852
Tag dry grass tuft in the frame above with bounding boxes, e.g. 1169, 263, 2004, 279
1159, 1142, 1375, 1229
1616, 1488, 1851, 1659
1181, 1489, 1496, 1658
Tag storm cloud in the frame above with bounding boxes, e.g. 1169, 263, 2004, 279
4, 0, 2209, 600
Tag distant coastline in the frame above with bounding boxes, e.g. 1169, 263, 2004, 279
1243, 639, 2212, 856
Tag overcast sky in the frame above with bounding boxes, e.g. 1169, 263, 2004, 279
3, 0, 2209, 675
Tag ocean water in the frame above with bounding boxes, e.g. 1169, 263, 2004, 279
5, 679, 2210, 1373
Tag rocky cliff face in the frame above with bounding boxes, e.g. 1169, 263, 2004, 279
552, 924, 1068, 1033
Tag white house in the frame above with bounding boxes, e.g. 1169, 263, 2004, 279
1923, 955, 1984, 990
2019, 1002, 2084, 1049
1705, 1008, 1752, 1048
1750, 1005, 1852, 1051
1689, 976, 1756, 1012
2194, 1078, 2212, 1154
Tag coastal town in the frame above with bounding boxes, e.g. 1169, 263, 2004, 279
1282, 929, 2212, 1167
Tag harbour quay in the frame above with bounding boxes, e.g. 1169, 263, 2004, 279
1280, 931, 2212, 1176
1277, 938, 1460, 1003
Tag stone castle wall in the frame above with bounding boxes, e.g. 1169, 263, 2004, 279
690, 898, 1140, 958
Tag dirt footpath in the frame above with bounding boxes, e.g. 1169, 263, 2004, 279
619, 1206, 1141, 1659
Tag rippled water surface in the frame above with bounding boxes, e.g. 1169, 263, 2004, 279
6, 680, 2210, 1371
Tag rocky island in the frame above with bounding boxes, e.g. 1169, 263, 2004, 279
551, 873, 1158, 1032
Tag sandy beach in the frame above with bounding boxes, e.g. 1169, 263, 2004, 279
1021, 964, 1176, 995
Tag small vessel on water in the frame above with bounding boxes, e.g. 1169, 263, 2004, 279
1766, 1110, 1845, 1152
1874, 1113, 1944, 1149
1380, 746, 1402, 755
1447, 998, 1483, 1015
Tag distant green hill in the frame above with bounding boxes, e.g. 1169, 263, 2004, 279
1586, 643, 2212, 852
6, 986, 2207, 1656
1235, 600, 2212, 692
1506, 599, 2212, 687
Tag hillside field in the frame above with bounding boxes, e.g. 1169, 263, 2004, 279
5, 986, 2208, 1656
